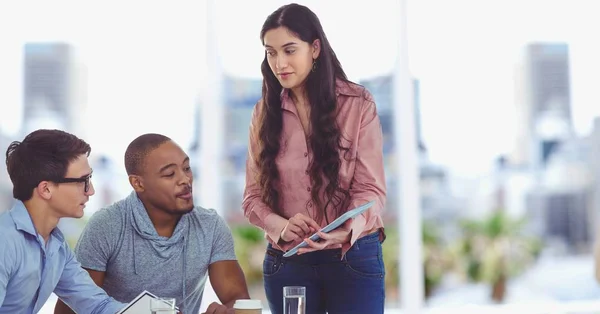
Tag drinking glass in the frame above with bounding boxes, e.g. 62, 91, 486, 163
150, 297, 176, 314
283, 286, 305, 314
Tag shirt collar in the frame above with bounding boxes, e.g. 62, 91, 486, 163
335, 79, 362, 97
280, 78, 362, 112
9, 200, 37, 236
9, 200, 65, 242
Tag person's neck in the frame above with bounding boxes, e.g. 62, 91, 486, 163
290, 85, 308, 109
142, 201, 180, 238
23, 199, 59, 243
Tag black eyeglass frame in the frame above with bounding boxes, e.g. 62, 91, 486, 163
51, 170, 93, 193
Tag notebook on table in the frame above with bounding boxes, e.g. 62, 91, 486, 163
117, 290, 180, 314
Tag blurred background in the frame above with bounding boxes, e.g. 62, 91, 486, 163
1, 0, 600, 313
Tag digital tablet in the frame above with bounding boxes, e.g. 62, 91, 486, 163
282, 200, 375, 258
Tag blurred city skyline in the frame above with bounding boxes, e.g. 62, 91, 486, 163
1, 0, 599, 177
3, 1, 600, 312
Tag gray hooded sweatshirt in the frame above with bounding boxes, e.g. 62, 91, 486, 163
74, 192, 237, 313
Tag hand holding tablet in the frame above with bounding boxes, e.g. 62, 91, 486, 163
282, 200, 375, 258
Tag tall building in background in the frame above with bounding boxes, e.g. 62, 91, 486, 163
222, 75, 261, 175
189, 99, 202, 177
515, 43, 596, 252
525, 147, 595, 253
361, 75, 393, 155
511, 61, 530, 166
22, 43, 85, 136
361, 75, 460, 226
361, 76, 425, 155
527, 43, 572, 126
221, 75, 262, 218
513, 43, 572, 168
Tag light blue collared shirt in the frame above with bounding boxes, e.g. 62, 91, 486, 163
0, 200, 125, 314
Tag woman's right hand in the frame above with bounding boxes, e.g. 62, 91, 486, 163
280, 213, 321, 243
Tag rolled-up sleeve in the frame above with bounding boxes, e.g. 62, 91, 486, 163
342, 100, 387, 256
242, 103, 289, 250
54, 246, 125, 314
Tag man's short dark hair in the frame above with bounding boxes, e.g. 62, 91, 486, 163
124, 133, 171, 175
5, 129, 91, 201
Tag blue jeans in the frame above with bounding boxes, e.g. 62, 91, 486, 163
263, 231, 385, 314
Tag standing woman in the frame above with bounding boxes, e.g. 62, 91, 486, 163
242, 3, 387, 314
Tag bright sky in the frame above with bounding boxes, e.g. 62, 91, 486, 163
0, 0, 598, 176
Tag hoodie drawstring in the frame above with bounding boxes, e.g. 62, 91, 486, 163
133, 229, 138, 274
181, 236, 187, 313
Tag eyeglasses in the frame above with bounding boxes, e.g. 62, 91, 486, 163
52, 171, 93, 193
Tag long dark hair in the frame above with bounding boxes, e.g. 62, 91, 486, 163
257, 3, 351, 224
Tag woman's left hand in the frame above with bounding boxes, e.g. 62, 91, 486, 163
298, 220, 352, 254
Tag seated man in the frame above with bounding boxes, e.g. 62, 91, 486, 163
55, 133, 250, 314
0, 129, 125, 314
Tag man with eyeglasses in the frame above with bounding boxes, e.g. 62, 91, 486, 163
0, 129, 126, 314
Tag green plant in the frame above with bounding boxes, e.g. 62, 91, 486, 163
422, 221, 452, 298
381, 222, 453, 301
453, 210, 542, 302
381, 227, 399, 301
231, 224, 267, 285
